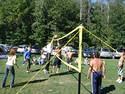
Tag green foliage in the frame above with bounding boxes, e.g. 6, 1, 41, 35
32, 0, 79, 47
0, 0, 125, 48
0, 0, 34, 45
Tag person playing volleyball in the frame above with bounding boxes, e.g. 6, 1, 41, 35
53, 46, 62, 73
116, 49, 125, 83
87, 52, 105, 94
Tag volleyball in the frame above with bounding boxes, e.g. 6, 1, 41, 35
54, 35, 58, 38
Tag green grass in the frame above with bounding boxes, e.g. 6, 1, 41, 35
0, 55, 125, 94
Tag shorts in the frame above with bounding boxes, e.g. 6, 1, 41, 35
67, 58, 72, 64
118, 67, 123, 76
53, 57, 61, 68
117, 61, 123, 76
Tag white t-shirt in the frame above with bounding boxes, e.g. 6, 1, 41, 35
46, 43, 53, 53
41, 54, 46, 59
6, 55, 16, 66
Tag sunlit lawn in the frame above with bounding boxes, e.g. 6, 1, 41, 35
0, 55, 125, 94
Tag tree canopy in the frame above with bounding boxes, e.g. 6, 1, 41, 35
0, 0, 125, 49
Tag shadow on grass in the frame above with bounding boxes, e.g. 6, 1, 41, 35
49, 70, 77, 77
72, 73, 92, 94
0, 72, 4, 74
101, 85, 115, 94
122, 77, 125, 81
6, 78, 47, 88
31, 69, 40, 72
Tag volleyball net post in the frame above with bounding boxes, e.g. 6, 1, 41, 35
78, 25, 83, 94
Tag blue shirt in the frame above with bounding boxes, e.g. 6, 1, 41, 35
23, 48, 28, 57
24, 51, 31, 59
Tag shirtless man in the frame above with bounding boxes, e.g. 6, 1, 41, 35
87, 52, 105, 94
116, 49, 125, 83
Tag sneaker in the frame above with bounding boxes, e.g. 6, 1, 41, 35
43, 69, 48, 74
10, 85, 14, 88
56, 71, 59, 73
118, 80, 122, 83
116, 79, 120, 83
26, 71, 30, 73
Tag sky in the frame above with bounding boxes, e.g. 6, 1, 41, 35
91, 0, 108, 4
91, 0, 97, 3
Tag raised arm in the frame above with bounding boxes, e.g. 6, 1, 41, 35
87, 60, 93, 79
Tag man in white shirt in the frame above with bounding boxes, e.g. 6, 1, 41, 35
44, 42, 53, 73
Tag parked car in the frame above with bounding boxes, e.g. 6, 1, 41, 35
31, 45, 41, 54
0, 44, 9, 52
114, 48, 124, 58
11, 46, 18, 52
17, 45, 28, 53
61, 46, 78, 57
0, 46, 7, 59
83, 48, 97, 57
100, 48, 112, 58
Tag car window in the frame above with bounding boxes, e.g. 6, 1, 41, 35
117, 49, 123, 52
102, 48, 109, 51
32, 45, 40, 49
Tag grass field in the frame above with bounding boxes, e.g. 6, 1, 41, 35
0, 55, 125, 94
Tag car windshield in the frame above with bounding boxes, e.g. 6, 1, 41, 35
19, 45, 27, 48
32, 45, 40, 49
117, 48, 123, 52
102, 48, 109, 51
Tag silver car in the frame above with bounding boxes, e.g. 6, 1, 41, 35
100, 48, 113, 58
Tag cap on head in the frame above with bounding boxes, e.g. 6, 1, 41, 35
93, 51, 100, 58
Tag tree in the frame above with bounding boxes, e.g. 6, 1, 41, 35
109, 0, 125, 48
32, 0, 79, 47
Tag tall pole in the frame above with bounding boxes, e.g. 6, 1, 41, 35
78, 0, 83, 94
107, 0, 110, 31
87, 0, 91, 29
78, 72, 81, 94
80, 0, 83, 22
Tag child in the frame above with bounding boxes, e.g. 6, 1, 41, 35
75, 57, 86, 65
38, 51, 47, 65
84, 57, 89, 65
32, 56, 37, 65
116, 49, 125, 83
